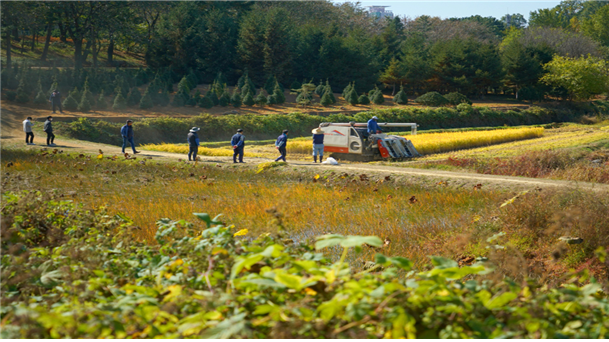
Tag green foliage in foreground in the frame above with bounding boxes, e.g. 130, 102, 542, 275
1, 191, 608, 338
54, 101, 608, 146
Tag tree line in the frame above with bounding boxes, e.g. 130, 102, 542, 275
2, 0, 608, 102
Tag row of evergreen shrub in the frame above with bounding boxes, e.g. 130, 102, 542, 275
54, 102, 606, 146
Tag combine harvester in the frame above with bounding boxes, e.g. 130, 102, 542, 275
317, 122, 421, 162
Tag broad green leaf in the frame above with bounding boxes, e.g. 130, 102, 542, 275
231, 254, 264, 279
240, 278, 286, 289
340, 235, 382, 248
260, 244, 284, 258
388, 257, 413, 271
485, 292, 517, 309
429, 256, 458, 269
274, 272, 303, 290
193, 213, 212, 227
315, 234, 344, 250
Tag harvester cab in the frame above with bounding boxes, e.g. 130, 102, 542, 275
318, 122, 421, 162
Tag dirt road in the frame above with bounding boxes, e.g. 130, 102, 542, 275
3, 108, 608, 194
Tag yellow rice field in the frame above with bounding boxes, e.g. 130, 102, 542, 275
405, 127, 544, 155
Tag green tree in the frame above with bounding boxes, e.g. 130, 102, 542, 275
127, 87, 142, 107
541, 55, 609, 100
255, 88, 267, 106
207, 89, 219, 106
112, 92, 127, 111
273, 82, 285, 104
342, 82, 353, 99
393, 85, 408, 105
62, 93, 79, 111
139, 87, 154, 109
358, 93, 370, 105
346, 88, 359, 105
219, 90, 231, 106
77, 92, 91, 112
379, 58, 405, 96
198, 96, 214, 109
324, 80, 336, 103
97, 90, 108, 110
172, 89, 188, 107
372, 87, 385, 105
315, 80, 326, 97
581, 5, 609, 46
230, 88, 242, 108
290, 79, 301, 90
242, 92, 255, 106
320, 90, 333, 107
15, 76, 30, 103
157, 90, 170, 107
33, 79, 47, 105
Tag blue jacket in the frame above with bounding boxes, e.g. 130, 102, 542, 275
187, 132, 200, 146
312, 133, 324, 145
275, 133, 288, 148
121, 125, 134, 138
231, 133, 245, 148
367, 119, 380, 133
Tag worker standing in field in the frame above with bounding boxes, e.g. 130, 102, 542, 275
49, 90, 63, 114
312, 127, 324, 163
187, 127, 200, 161
367, 116, 381, 134
120, 120, 140, 154
43, 116, 56, 146
274, 129, 289, 162
231, 128, 245, 163
23, 117, 35, 145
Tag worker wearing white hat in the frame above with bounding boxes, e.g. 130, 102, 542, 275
312, 127, 325, 163
187, 127, 200, 161
367, 116, 381, 134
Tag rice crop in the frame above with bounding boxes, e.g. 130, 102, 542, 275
405, 127, 544, 155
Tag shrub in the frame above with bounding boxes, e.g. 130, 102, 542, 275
393, 85, 408, 105
207, 90, 219, 106
415, 92, 450, 106
112, 93, 127, 111
256, 89, 268, 106
77, 93, 91, 112
33, 90, 47, 105
219, 91, 231, 107
325, 80, 337, 104
342, 82, 353, 98
273, 83, 286, 104
290, 80, 301, 90
15, 78, 30, 103
315, 80, 326, 96
519, 86, 545, 103
172, 88, 189, 107
62, 93, 79, 111
358, 93, 371, 105
267, 94, 277, 105
445, 92, 472, 106
198, 96, 214, 109
372, 89, 385, 105
4, 91, 17, 101
456, 102, 475, 115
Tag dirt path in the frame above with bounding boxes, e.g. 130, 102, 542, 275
3, 109, 608, 194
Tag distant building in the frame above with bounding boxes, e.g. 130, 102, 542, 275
367, 6, 394, 20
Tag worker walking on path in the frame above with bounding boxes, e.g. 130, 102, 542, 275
231, 128, 245, 163
274, 130, 289, 162
120, 120, 140, 154
49, 90, 63, 114
187, 127, 200, 161
23, 117, 35, 145
312, 127, 324, 163
367, 116, 381, 134
43, 116, 56, 146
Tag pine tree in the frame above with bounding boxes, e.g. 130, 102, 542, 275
393, 85, 408, 105
320, 90, 333, 107
15, 76, 30, 103
315, 80, 326, 97
157, 90, 170, 107
255, 88, 267, 106
273, 82, 285, 104
325, 80, 336, 103
342, 82, 353, 99
230, 88, 242, 108
172, 89, 188, 107
48, 77, 58, 96
264, 76, 277, 95
82, 77, 96, 106
243, 92, 255, 106
127, 87, 142, 107
218, 90, 230, 107
207, 89, 219, 106
97, 90, 108, 110
186, 69, 198, 89
139, 87, 154, 109
241, 81, 254, 99
372, 88, 385, 105
188, 90, 201, 106
70, 87, 81, 103
267, 94, 277, 105
346, 89, 359, 105
198, 96, 214, 109
358, 93, 371, 105
113, 93, 127, 111
177, 76, 191, 94
33, 78, 47, 105
78, 91, 92, 112
62, 93, 79, 111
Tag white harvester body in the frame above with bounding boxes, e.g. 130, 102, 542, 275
317, 122, 421, 162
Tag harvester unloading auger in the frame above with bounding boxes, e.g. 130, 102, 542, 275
317, 122, 421, 162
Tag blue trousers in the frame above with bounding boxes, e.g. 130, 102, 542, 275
233, 146, 244, 162
275, 146, 287, 162
122, 136, 136, 153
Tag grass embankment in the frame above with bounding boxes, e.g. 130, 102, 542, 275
2, 148, 608, 280
54, 101, 608, 147
408, 123, 609, 183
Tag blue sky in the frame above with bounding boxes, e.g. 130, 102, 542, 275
332, 1, 562, 20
